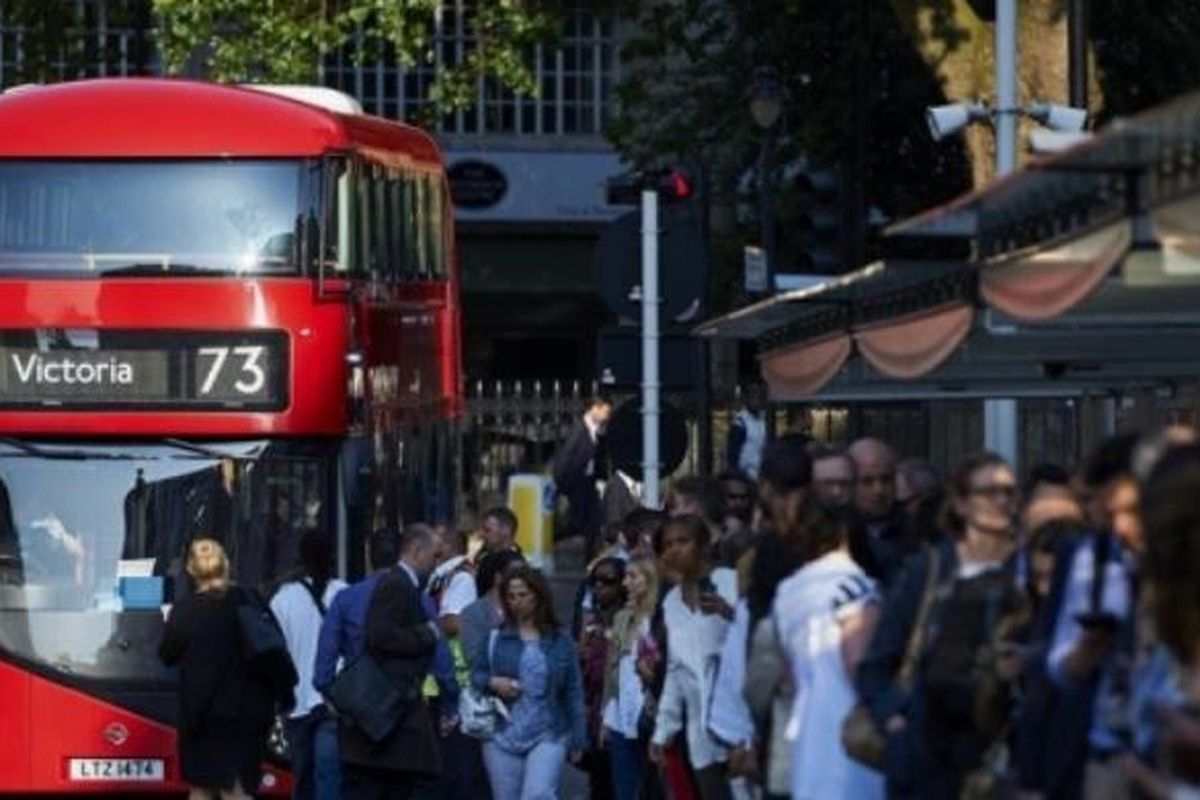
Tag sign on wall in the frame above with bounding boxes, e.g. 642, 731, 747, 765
446, 150, 626, 223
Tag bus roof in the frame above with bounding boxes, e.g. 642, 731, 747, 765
0, 78, 444, 163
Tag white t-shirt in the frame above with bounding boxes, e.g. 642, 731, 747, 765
430, 555, 477, 616
773, 550, 884, 800
603, 616, 650, 739
652, 566, 738, 769
270, 577, 348, 718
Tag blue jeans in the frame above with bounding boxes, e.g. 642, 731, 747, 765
481, 738, 567, 800
285, 710, 340, 800
608, 732, 645, 800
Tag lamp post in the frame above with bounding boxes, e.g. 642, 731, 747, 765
751, 66, 784, 296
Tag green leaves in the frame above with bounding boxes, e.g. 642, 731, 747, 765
150, 0, 561, 116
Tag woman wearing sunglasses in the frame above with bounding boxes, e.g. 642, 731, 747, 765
856, 453, 1027, 799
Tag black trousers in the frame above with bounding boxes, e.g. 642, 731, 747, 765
342, 765, 425, 800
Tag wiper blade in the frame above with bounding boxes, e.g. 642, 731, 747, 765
162, 438, 263, 461
98, 263, 234, 277
0, 438, 130, 460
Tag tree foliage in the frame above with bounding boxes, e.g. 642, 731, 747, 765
608, 0, 974, 309
151, 0, 560, 113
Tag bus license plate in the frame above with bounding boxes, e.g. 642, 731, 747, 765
68, 758, 164, 781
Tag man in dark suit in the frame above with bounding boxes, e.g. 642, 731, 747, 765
325, 525, 442, 800
552, 395, 612, 558
847, 437, 914, 588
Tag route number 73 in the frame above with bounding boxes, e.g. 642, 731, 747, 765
197, 346, 267, 395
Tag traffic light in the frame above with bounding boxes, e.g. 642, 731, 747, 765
792, 164, 846, 274
606, 167, 694, 206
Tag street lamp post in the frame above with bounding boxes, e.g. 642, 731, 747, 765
751, 66, 784, 296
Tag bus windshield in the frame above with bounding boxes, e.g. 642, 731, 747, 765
0, 439, 334, 684
0, 160, 322, 276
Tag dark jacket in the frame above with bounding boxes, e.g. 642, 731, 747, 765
159, 585, 287, 790
855, 541, 957, 795
553, 418, 601, 495
338, 566, 441, 775
848, 504, 914, 589
470, 625, 587, 752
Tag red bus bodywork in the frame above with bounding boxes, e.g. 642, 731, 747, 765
0, 79, 461, 795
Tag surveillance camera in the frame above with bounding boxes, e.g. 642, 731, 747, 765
925, 102, 988, 141
1028, 128, 1092, 155
1026, 102, 1088, 133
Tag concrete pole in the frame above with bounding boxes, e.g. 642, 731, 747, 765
641, 189, 661, 508
984, 0, 1020, 468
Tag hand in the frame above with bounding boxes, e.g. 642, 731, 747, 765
728, 744, 759, 781
885, 714, 907, 734
569, 749, 584, 766
439, 713, 459, 737
648, 742, 667, 766
636, 657, 657, 683
489, 676, 522, 700
699, 592, 733, 620
598, 727, 609, 748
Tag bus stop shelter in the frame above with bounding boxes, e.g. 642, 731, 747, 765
697, 90, 1200, 415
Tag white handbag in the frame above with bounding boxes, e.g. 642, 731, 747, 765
459, 630, 509, 739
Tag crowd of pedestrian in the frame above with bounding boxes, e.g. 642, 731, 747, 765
155, 392, 1200, 800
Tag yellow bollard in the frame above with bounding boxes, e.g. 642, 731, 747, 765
506, 474, 555, 570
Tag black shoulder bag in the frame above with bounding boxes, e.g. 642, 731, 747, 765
325, 575, 410, 743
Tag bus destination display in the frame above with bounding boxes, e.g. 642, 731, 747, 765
0, 330, 287, 409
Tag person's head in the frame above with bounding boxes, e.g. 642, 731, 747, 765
434, 526, 468, 564
810, 446, 855, 508
718, 472, 755, 524
1023, 462, 1071, 498
667, 476, 724, 524
475, 548, 525, 597
586, 395, 614, 429
400, 523, 438, 579
796, 501, 850, 565
896, 458, 941, 517
300, 528, 335, 593
658, 514, 711, 582
480, 506, 518, 554
367, 527, 400, 573
499, 565, 560, 634
623, 507, 666, 559
589, 556, 626, 612
1142, 444, 1200, 666
942, 453, 1018, 541
758, 433, 813, 538
1028, 517, 1087, 600
622, 557, 659, 617
847, 437, 897, 522
1020, 483, 1083, 540
186, 537, 230, 592
743, 383, 767, 415
1082, 434, 1142, 553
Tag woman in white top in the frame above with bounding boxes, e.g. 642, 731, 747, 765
649, 514, 738, 800
600, 557, 660, 800
770, 503, 884, 800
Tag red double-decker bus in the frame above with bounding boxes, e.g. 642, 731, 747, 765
0, 79, 462, 795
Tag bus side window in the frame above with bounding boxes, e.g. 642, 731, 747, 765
372, 164, 389, 280
387, 172, 403, 284
355, 164, 371, 277
427, 177, 445, 279
402, 173, 419, 279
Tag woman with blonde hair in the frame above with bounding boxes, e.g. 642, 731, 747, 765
600, 557, 660, 800
160, 538, 294, 800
